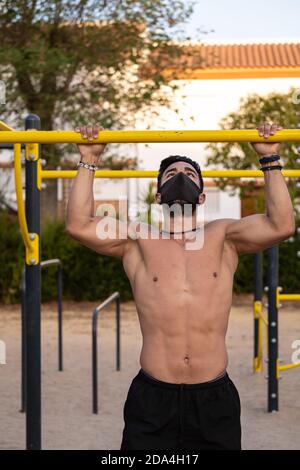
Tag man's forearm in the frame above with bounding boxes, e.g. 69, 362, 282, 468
264, 167, 295, 233
66, 154, 97, 230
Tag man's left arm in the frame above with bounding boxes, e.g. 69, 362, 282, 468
225, 122, 296, 254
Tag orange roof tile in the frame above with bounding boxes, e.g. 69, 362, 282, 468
180, 42, 300, 69
143, 42, 300, 80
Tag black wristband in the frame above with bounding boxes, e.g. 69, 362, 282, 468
260, 164, 283, 172
259, 154, 281, 165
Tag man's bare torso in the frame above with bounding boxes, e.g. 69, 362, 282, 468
122, 219, 239, 384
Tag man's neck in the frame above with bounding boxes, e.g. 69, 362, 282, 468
161, 214, 198, 234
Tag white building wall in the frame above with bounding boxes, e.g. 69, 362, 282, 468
0, 149, 21, 211
126, 76, 300, 220
1, 75, 299, 220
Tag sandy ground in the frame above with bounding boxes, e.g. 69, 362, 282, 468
0, 295, 300, 450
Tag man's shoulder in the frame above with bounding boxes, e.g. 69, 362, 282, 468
205, 219, 240, 255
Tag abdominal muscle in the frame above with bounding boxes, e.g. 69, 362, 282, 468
123, 224, 237, 385
140, 334, 228, 384
135, 291, 231, 384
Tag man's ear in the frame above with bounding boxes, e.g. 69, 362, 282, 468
198, 193, 206, 205
155, 192, 161, 204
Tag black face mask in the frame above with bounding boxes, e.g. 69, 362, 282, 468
159, 172, 202, 206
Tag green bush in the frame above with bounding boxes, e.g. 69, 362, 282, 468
0, 210, 299, 303
234, 238, 300, 294
0, 211, 24, 303
40, 219, 133, 302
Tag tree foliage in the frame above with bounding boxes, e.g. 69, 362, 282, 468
205, 88, 300, 218
0, 0, 197, 167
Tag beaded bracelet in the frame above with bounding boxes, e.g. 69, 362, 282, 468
77, 160, 98, 171
260, 164, 283, 172
259, 154, 281, 165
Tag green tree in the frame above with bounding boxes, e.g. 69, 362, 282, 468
139, 180, 157, 224
205, 88, 300, 218
0, 0, 197, 168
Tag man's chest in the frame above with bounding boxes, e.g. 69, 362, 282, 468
138, 237, 226, 281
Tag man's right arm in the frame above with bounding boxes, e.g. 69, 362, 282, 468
65, 124, 135, 258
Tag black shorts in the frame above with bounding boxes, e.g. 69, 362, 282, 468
120, 369, 241, 450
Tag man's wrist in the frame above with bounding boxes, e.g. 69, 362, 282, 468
79, 154, 99, 165
261, 160, 282, 167
257, 153, 279, 158
258, 153, 282, 167
77, 161, 98, 172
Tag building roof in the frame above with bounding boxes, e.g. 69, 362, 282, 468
192, 42, 300, 68
154, 42, 300, 80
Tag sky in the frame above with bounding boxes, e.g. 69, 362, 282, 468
183, 0, 300, 43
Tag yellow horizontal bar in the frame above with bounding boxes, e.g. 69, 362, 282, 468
0, 120, 15, 131
43, 170, 157, 179
278, 362, 300, 372
278, 294, 300, 301
1, 129, 300, 143
42, 169, 300, 179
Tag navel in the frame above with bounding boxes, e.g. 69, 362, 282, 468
153, 276, 158, 282
184, 356, 189, 364
213, 272, 218, 278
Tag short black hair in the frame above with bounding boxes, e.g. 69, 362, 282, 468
157, 155, 203, 192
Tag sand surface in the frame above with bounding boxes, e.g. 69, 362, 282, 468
0, 295, 300, 450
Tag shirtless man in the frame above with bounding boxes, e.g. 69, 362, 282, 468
66, 122, 295, 450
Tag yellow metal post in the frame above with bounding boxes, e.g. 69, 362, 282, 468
253, 300, 264, 373
13, 144, 39, 264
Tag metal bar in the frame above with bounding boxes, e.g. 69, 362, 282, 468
20, 268, 26, 413
258, 311, 268, 327
40, 258, 61, 268
41, 169, 300, 179
278, 294, 300, 301
13, 144, 32, 251
57, 265, 63, 371
43, 170, 156, 179
116, 296, 121, 372
25, 114, 41, 449
278, 362, 300, 372
92, 309, 98, 415
21, 258, 63, 413
40, 259, 63, 372
92, 292, 120, 414
253, 252, 263, 373
0, 143, 26, 150
94, 292, 120, 312
1, 129, 300, 143
267, 245, 279, 412
0, 120, 15, 131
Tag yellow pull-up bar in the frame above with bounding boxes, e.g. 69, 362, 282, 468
1, 129, 300, 143
41, 169, 300, 179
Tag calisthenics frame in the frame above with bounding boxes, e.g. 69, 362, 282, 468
253, 249, 300, 413
1, 114, 300, 449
